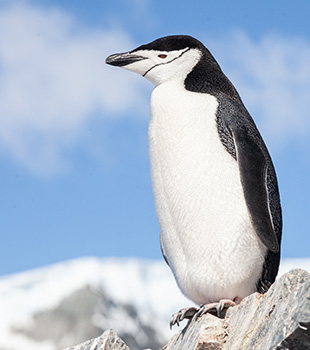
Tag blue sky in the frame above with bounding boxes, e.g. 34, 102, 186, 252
0, 0, 309, 276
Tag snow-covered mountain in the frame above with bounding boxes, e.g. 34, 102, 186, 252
0, 257, 309, 350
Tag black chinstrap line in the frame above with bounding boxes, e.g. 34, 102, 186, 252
142, 47, 191, 77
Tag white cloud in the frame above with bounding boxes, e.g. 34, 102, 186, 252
207, 31, 310, 150
0, 2, 148, 176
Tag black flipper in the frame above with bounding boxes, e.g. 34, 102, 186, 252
218, 95, 282, 291
216, 93, 281, 253
229, 122, 279, 252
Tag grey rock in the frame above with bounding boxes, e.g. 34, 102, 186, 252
163, 312, 226, 350
63, 269, 310, 350
165, 268, 310, 350
224, 268, 310, 349
63, 329, 130, 350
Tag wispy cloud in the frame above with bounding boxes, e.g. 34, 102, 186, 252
207, 31, 310, 151
0, 2, 147, 176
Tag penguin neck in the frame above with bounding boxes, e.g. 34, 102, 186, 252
184, 54, 240, 99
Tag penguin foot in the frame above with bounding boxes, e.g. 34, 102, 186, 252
169, 307, 198, 329
170, 299, 237, 328
194, 299, 236, 320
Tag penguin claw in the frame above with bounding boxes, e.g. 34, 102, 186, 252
216, 301, 225, 317
194, 299, 237, 320
169, 306, 198, 329
170, 299, 237, 328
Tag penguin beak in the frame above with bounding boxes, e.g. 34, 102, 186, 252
105, 51, 147, 67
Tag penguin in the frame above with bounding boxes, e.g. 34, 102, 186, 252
106, 35, 282, 328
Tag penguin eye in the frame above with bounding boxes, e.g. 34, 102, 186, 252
158, 54, 167, 59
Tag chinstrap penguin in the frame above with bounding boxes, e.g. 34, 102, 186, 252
106, 35, 282, 328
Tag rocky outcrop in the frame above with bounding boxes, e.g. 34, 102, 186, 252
63, 269, 310, 350
165, 268, 310, 349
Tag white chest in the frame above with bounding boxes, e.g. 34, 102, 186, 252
148, 81, 266, 304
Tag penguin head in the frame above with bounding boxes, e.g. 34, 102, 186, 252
106, 35, 206, 85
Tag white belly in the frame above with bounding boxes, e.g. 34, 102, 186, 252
148, 81, 266, 305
